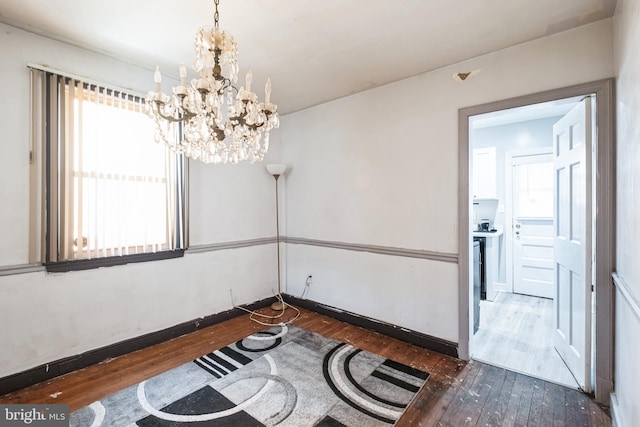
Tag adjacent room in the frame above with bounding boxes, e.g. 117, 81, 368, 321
469, 97, 587, 389
0, 0, 638, 426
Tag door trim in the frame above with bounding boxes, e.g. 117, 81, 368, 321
505, 148, 554, 294
458, 79, 615, 403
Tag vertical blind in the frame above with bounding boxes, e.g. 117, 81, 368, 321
30, 68, 186, 264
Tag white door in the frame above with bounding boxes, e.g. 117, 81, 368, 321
512, 154, 554, 299
553, 97, 593, 392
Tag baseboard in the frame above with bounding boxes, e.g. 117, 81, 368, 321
493, 281, 509, 293
0, 296, 276, 396
1, 294, 459, 395
610, 392, 624, 427
284, 294, 459, 358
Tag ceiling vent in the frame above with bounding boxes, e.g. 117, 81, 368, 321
451, 69, 482, 82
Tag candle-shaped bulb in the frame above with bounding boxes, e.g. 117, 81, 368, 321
245, 70, 253, 92
154, 67, 162, 92
265, 78, 272, 104
179, 63, 187, 86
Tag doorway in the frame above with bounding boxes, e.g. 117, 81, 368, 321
457, 79, 615, 403
469, 100, 580, 389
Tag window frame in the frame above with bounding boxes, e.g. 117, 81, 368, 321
44, 249, 185, 273
30, 66, 188, 272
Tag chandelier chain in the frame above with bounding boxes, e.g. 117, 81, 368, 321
214, 0, 220, 28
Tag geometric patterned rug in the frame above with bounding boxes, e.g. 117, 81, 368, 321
70, 324, 429, 426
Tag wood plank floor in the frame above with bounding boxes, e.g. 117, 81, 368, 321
471, 292, 578, 389
0, 306, 610, 426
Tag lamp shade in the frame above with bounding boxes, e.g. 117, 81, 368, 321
266, 163, 287, 176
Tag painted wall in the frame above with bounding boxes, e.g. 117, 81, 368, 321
281, 20, 614, 343
0, 16, 621, 381
613, 0, 640, 425
472, 116, 559, 284
0, 23, 283, 378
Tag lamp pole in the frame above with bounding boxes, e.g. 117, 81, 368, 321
266, 163, 288, 311
271, 172, 284, 311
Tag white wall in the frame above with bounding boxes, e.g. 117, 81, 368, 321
281, 20, 613, 343
0, 23, 282, 378
612, 0, 640, 425
287, 245, 459, 339
189, 160, 283, 245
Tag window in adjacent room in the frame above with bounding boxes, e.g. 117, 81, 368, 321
29, 68, 187, 271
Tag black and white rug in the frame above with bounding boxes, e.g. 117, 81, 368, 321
70, 324, 429, 426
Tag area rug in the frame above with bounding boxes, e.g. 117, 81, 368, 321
70, 324, 429, 426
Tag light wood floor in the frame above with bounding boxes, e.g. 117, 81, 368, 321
471, 292, 579, 389
0, 306, 609, 426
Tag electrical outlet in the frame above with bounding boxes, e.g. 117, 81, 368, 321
306, 275, 313, 286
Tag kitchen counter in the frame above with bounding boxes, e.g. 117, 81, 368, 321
473, 229, 504, 238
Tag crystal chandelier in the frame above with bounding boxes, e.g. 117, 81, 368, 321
147, 0, 279, 164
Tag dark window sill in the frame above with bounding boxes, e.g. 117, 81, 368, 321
44, 249, 185, 273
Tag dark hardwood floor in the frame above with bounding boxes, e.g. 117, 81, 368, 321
0, 307, 611, 426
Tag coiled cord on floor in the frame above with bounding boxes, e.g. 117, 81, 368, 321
230, 289, 301, 326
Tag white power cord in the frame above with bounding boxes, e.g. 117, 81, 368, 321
230, 289, 301, 326
299, 275, 312, 299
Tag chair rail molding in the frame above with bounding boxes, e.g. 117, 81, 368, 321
612, 272, 640, 320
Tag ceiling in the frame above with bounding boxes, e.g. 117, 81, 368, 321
470, 96, 585, 129
0, 0, 616, 114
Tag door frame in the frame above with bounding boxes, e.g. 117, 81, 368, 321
505, 148, 554, 295
458, 79, 615, 404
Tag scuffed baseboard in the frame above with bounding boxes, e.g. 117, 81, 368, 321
0, 296, 275, 396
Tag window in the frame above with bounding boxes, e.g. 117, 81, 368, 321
515, 161, 554, 218
30, 68, 187, 271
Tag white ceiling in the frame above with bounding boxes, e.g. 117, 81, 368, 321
470, 96, 586, 129
0, 0, 616, 114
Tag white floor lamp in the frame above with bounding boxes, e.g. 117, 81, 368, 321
266, 163, 288, 311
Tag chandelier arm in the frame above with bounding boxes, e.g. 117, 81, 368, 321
228, 105, 276, 129
227, 83, 239, 95
211, 126, 226, 141
152, 103, 196, 123
228, 117, 268, 131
